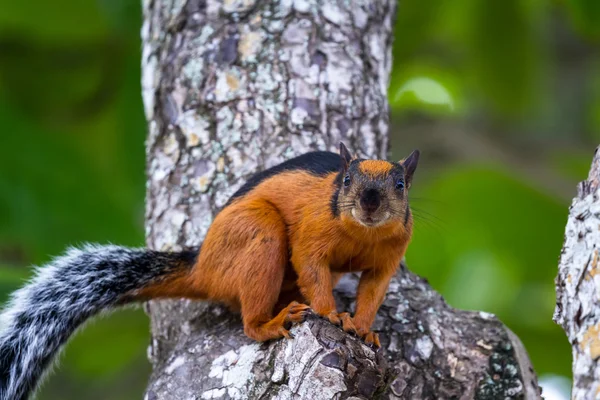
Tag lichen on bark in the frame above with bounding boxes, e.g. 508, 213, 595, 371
141, 0, 540, 398
555, 146, 600, 400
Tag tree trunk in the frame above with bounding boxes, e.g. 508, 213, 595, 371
555, 146, 600, 400
141, 1, 540, 398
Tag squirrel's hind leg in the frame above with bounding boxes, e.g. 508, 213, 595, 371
236, 201, 309, 342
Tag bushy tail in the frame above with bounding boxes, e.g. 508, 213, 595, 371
0, 244, 197, 400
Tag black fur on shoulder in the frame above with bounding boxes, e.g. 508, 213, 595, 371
226, 151, 343, 206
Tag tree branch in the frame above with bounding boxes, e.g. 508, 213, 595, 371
555, 146, 600, 399
144, 265, 540, 399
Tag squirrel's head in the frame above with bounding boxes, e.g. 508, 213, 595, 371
335, 142, 419, 229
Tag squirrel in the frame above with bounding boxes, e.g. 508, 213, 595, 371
0, 142, 419, 400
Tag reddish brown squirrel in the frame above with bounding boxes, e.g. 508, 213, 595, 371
0, 143, 419, 400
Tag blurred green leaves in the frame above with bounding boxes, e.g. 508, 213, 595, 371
0, 0, 109, 43
463, 0, 539, 116
0, 39, 125, 126
550, 149, 594, 181
407, 164, 571, 376
393, 76, 456, 113
63, 310, 151, 379
565, 0, 600, 40
0, 0, 135, 128
390, 0, 543, 119
390, 65, 462, 116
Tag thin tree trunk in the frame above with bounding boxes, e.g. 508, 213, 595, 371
141, 1, 540, 398
555, 146, 600, 400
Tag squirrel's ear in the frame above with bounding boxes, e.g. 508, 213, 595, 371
339, 142, 353, 170
400, 149, 420, 189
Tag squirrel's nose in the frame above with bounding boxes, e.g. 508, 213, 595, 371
360, 188, 381, 213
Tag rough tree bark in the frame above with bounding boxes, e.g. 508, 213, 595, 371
141, 1, 540, 398
555, 146, 600, 400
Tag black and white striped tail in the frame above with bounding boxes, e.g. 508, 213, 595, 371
0, 244, 196, 400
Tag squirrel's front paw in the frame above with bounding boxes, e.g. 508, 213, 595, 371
321, 310, 341, 325
337, 312, 358, 334
318, 311, 359, 335
362, 331, 381, 349
354, 325, 381, 349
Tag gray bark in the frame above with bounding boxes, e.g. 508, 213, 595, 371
555, 146, 600, 400
141, 0, 540, 398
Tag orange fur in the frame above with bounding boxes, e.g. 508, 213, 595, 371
132, 165, 413, 345
358, 160, 393, 176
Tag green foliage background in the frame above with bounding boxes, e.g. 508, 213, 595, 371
0, 0, 598, 398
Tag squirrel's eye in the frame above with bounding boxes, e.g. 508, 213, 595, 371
343, 175, 351, 187
396, 179, 404, 190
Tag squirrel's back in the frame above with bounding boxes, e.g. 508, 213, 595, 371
226, 151, 342, 204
